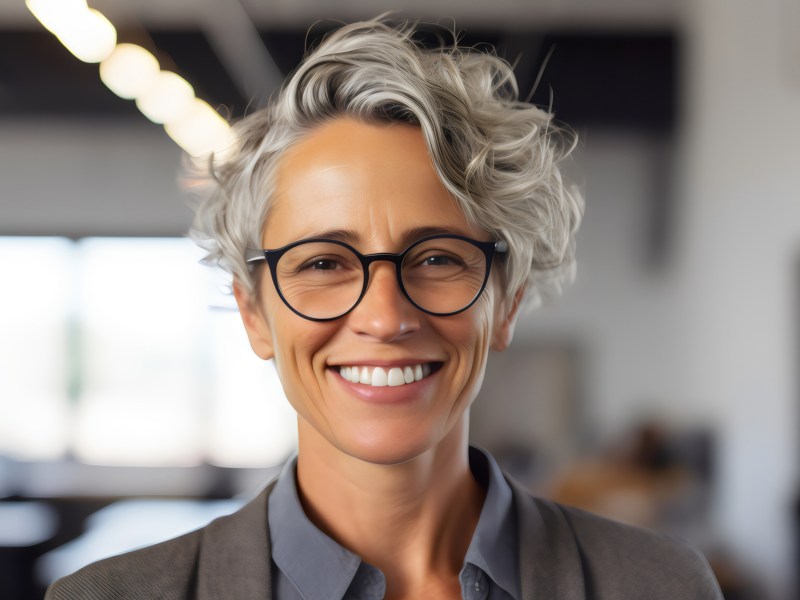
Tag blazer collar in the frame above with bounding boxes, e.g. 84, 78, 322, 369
195, 481, 276, 600
508, 476, 587, 600
192, 474, 586, 600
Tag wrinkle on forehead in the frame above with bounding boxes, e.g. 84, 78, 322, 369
264, 118, 478, 251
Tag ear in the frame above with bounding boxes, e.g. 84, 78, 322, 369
232, 277, 275, 361
490, 285, 525, 352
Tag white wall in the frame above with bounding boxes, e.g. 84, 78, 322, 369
513, 131, 692, 439
507, 1, 800, 597
0, 119, 191, 237
676, 0, 800, 596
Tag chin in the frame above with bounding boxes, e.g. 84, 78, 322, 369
334, 424, 446, 466
334, 414, 466, 466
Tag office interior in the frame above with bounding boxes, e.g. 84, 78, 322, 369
0, 1, 798, 599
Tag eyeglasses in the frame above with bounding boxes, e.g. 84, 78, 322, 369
246, 234, 508, 321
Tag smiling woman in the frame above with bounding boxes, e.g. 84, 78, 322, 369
235, 119, 518, 470
46, 17, 722, 600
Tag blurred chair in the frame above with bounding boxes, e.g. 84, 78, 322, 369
0, 501, 58, 600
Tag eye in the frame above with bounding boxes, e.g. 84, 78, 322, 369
311, 259, 339, 270
422, 255, 453, 266
299, 257, 343, 271
418, 253, 465, 267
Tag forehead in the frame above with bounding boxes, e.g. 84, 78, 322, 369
263, 118, 482, 249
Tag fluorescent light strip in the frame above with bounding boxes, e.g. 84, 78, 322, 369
27, 0, 116, 63
99, 44, 160, 100
27, 1, 233, 157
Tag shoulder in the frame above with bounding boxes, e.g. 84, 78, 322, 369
45, 527, 203, 600
45, 484, 275, 600
535, 496, 722, 599
505, 471, 722, 600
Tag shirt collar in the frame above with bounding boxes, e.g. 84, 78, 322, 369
464, 446, 521, 599
268, 447, 520, 600
268, 457, 365, 600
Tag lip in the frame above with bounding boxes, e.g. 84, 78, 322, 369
328, 363, 441, 404
328, 359, 441, 368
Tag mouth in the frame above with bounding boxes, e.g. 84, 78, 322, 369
333, 362, 442, 387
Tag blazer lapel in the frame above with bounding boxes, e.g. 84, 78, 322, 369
191, 475, 588, 599
509, 477, 587, 600
196, 481, 277, 600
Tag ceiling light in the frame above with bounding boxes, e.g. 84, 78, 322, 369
28, 0, 117, 64
100, 44, 160, 100
55, 9, 117, 63
25, 0, 88, 35
164, 99, 234, 157
135, 71, 195, 124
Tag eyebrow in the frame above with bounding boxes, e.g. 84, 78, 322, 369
288, 229, 360, 245
400, 226, 475, 244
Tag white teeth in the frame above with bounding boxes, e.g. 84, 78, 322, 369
371, 367, 388, 387
338, 363, 435, 387
388, 367, 405, 386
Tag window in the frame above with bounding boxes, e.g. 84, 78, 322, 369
0, 237, 296, 468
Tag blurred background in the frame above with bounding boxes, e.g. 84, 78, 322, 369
1, 0, 798, 599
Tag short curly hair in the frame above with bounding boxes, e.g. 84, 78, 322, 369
187, 18, 583, 308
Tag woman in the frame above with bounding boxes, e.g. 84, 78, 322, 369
48, 18, 721, 600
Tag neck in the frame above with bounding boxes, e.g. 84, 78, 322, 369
295, 414, 485, 597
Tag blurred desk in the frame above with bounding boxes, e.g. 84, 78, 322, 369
0, 503, 57, 547
37, 498, 244, 586
0, 457, 281, 599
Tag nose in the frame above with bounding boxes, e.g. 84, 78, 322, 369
346, 261, 421, 341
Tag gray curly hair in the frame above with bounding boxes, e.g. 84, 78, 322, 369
187, 18, 583, 309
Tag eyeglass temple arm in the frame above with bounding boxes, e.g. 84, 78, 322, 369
245, 250, 266, 264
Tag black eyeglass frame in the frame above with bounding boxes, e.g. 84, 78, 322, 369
246, 233, 509, 322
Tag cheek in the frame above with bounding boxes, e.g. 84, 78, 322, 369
437, 295, 495, 370
260, 285, 338, 375
465, 292, 495, 347
268, 317, 341, 425
436, 310, 494, 418
272, 318, 335, 369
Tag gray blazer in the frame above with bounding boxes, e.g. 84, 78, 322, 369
46, 477, 722, 599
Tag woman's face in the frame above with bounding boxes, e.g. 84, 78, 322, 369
236, 117, 521, 465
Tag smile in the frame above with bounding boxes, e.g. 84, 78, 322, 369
336, 363, 439, 387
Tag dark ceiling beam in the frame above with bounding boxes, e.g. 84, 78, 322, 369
198, 0, 283, 110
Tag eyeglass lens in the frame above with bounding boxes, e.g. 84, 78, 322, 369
274, 238, 488, 319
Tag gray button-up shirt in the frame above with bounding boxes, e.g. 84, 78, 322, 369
267, 447, 520, 600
